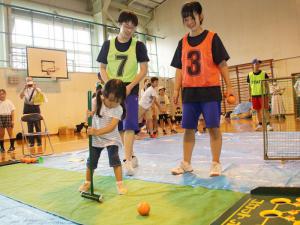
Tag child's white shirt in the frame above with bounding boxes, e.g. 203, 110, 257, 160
91, 100, 123, 149
0, 99, 16, 115
139, 86, 158, 110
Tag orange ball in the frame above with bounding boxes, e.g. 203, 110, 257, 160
227, 95, 236, 105
24, 158, 31, 164
137, 202, 150, 216
20, 158, 26, 163
30, 158, 37, 163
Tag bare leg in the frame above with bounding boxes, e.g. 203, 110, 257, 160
124, 130, 135, 161
183, 129, 196, 163
113, 166, 122, 182
7, 127, 13, 139
85, 167, 92, 182
208, 128, 222, 163
147, 119, 153, 135
159, 119, 164, 131
257, 109, 262, 123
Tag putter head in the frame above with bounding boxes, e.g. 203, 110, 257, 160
81, 191, 103, 203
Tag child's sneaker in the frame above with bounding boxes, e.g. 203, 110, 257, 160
267, 124, 273, 131
149, 133, 156, 138
171, 161, 193, 175
163, 129, 167, 135
116, 181, 127, 195
78, 181, 91, 193
131, 156, 138, 168
124, 160, 134, 176
171, 129, 177, 134
1, 152, 5, 161
210, 162, 222, 177
7, 146, 15, 152
255, 124, 262, 131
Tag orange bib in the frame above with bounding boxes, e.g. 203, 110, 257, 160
181, 31, 221, 87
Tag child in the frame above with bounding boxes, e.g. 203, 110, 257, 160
79, 79, 127, 195
138, 77, 162, 138
174, 106, 182, 125
0, 89, 16, 160
247, 59, 273, 131
171, 1, 233, 177
157, 87, 177, 135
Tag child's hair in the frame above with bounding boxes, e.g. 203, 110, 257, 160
95, 79, 127, 120
181, 1, 203, 24
151, 77, 158, 83
0, 89, 6, 94
146, 83, 151, 88
118, 11, 138, 27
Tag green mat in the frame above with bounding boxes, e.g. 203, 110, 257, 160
0, 164, 244, 225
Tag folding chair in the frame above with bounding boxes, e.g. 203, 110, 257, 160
20, 113, 54, 156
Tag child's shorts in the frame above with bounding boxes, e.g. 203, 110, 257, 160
0, 115, 13, 128
251, 96, 269, 110
182, 101, 221, 129
86, 145, 121, 170
138, 105, 153, 122
159, 114, 171, 122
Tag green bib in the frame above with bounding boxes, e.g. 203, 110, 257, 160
107, 37, 138, 82
249, 71, 267, 96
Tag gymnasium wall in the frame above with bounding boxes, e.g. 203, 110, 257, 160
148, 0, 300, 76
0, 68, 98, 137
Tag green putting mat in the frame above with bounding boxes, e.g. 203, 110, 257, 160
0, 164, 244, 225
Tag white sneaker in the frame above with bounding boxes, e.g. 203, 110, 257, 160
210, 162, 222, 177
78, 181, 91, 192
267, 124, 273, 131
124, 160, 134, 176
171, 161, 193, 175
255, 124, 262, 131
131, 156, 138, 168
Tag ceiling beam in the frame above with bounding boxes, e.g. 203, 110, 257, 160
110, 1, 152, 19
127, 0, 138, 6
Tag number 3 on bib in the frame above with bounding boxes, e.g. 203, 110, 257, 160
187, 50, 201, 76
116, 55, 128, 77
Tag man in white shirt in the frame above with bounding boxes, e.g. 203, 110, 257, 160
138, 77, 161, 138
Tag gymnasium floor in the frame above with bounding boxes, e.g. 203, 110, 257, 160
0, 117, 299, 225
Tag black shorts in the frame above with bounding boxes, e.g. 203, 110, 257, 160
159, 114, 171, 122
0, 115, 13, 128
175, 116, 182, 123
86, 145, 121, 169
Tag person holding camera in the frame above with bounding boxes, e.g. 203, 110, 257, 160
19, 77, 43, 154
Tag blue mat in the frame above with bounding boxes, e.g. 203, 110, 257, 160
0, 194, 76, 225
38, 132, 300, 193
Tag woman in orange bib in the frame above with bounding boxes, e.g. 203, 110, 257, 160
171, 1, 234, 177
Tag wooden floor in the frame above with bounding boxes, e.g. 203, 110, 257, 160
1, 115, 299, 162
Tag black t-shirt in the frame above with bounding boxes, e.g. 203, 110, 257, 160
97, 37, 149, 95
171, 30, 230, 103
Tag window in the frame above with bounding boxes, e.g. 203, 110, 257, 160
10, 8, 94, 72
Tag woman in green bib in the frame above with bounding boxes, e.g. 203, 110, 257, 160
97, 11, 149, 176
